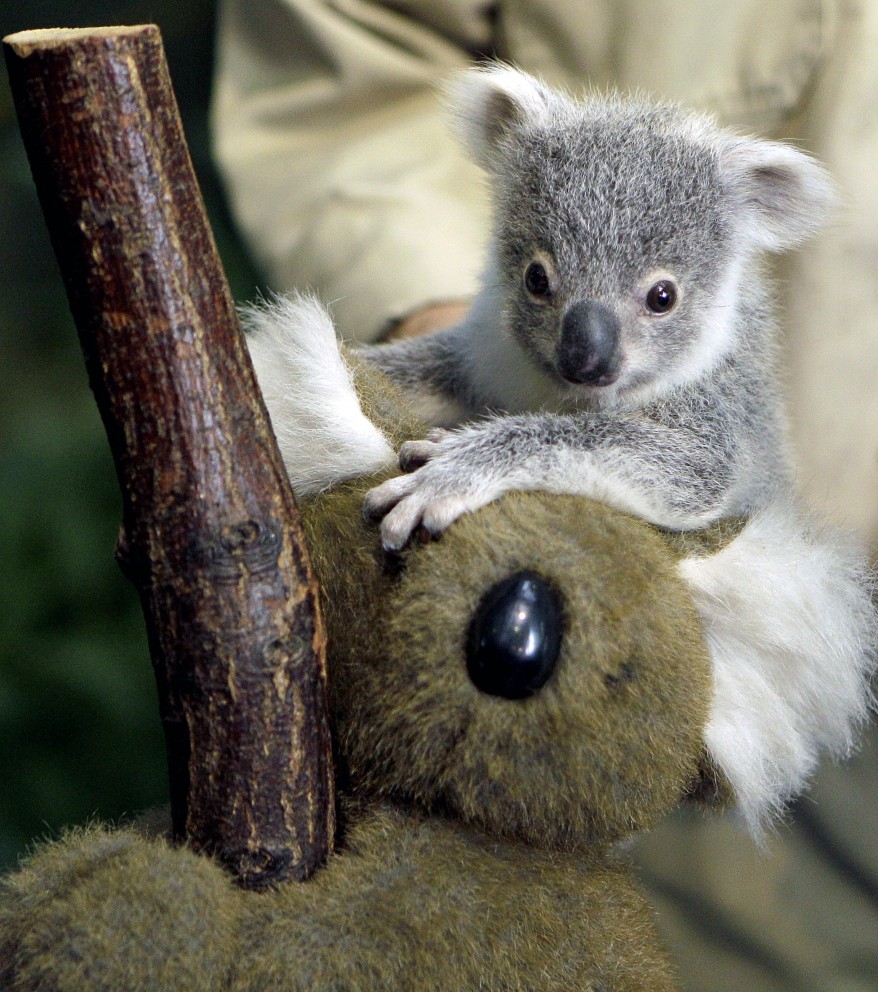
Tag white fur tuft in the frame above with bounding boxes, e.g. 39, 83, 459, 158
242, 293, 395, 495
679, 505, 876, 836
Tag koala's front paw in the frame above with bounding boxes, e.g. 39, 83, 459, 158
396, 429, 454, 472
363, 431, 498, 551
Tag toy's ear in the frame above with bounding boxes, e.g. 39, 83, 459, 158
678, 506, 876, 837
243, 293, 397, 495
719, 137, 836, 251
445, 64, 557, 171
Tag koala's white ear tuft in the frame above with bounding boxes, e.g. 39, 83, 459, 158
720, 137, 837, 251
445, 64, 556, 171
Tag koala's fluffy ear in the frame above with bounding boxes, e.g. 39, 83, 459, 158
445, 64, 556, 171
720, 137, 837, 251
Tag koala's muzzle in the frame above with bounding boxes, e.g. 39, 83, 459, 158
556, 301, 620, 386
466, 571, 563, 699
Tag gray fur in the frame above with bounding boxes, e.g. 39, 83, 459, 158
359, 65, 835, 549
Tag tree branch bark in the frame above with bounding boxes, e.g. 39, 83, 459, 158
4, 24, 335, 890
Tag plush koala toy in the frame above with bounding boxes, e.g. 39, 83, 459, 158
0, 297, 874, 992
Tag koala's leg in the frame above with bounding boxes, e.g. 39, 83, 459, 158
364, 412, 738, 550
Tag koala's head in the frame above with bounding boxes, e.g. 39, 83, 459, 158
449, 65, 835, 405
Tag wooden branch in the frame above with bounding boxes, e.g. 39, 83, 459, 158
4, 24, 335, 889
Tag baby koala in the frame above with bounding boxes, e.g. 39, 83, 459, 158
359, 65, 834, 551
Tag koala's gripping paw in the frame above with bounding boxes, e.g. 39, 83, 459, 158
396, 429, 454, 472
363, 430, 502, 551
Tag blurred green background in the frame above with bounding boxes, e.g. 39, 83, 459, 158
0, 0, 261, 870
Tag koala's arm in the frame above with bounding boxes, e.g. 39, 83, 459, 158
364, 410, 744, 550
357, 292, 561, 426
355, 326, 483, 427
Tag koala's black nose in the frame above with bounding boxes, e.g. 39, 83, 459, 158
556, 300, 621, 385
466, 571, 563, 699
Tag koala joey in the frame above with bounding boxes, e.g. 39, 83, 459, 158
359, 65, 835, 551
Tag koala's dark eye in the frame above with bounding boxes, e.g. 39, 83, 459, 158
645, 280, 678, 315
466, 571, 563, 700
524, 261, 552, 300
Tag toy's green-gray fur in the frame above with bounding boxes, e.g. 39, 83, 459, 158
1, 806, 678, 991
305, 488, 712, 850
0, 362, 728, 990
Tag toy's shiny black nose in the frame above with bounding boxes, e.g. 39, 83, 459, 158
466, 571, 563, 699
556, 300, 620, 385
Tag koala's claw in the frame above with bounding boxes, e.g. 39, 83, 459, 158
379, 497, 430, 551
377, 491, 476, 551
398, 439, 439, 473
398, 430, 455, 472
362, 474, 417, 522
364, 471, 484, 551
366, 430, 499, 550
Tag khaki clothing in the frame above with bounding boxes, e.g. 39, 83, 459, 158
211, 0, 836, 332
212, 5, 878, 988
